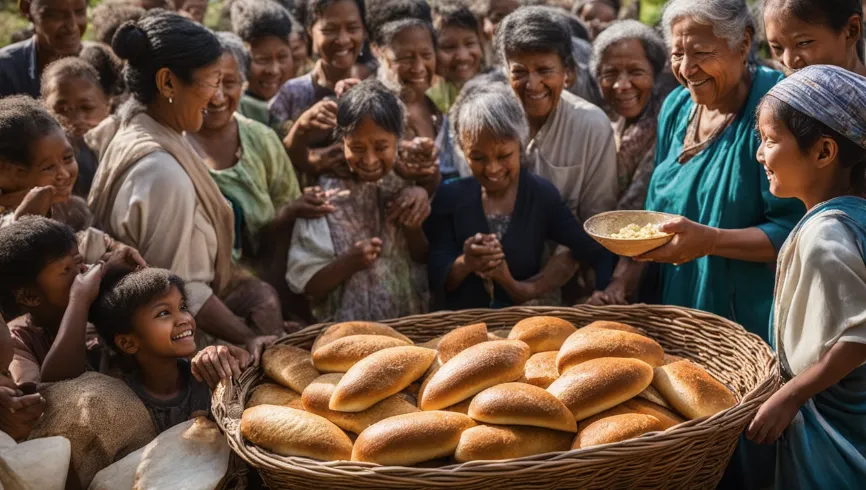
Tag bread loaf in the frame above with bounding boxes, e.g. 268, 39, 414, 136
351, 411, 475, 465
547, 357, 653, 421
557, 328, 664, 373
508, 316, 577, 353
576, 404, 636, 432
420, 340, 530, 411
581, 321, 645, 336
262, 345, 321, 393
330, 346, 436, 412
311, 335, 410, 373
573, 413, 663, 449
636, 384, 673, 410
468, 383, 576, 432
652, 360, 737, 419
623, 399, 685, 430
241, 406, 353, 461
521, 351, 560, 388
437, 323, 488, 364
312, 322, 412, 352
455, 425, 573, 462
302, 373, 420, 433
248, 383, 304, 410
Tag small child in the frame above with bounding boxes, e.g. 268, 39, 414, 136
747, 65, 866, 486
91, 267, 249, 433
41, 57, 114, 197
286, 80, 430, 322
763, 0, 866, 77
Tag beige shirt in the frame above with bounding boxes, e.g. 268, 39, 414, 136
774, 213, 866, 376
108, 151, 217, 315
526, 91, 618, 222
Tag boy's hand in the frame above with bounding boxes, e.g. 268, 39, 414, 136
746, 389, 801, 444
70, 262, 107, 305
191, 345, 250, 389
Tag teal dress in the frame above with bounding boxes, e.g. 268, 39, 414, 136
645, 66, 805, 341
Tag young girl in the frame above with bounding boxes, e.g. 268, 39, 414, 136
429, 4, 483, 115
763, 0, 866, 76
747, 65, 866, 486
41, 57, 114, 198
286, 80, 430, 322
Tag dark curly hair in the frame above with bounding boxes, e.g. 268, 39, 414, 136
0, 95, 63, 169
231, 0, 294, 45
112, 9, 223, 105
80, 43, 127, 98
91, 0, 145, 46
366, 0, 431, 43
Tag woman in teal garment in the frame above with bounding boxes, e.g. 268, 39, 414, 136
745, 65, 866, 489
590, 0, 804, 342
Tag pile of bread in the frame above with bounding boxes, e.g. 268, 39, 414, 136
240, 318, 737, 466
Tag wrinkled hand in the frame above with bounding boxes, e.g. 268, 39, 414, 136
308, 143, 348, 176
335, 78, 362, 97
396, 138, 439, 183
284, 187, 337, 220
387, 186, 430, 229
191, 344, 250, 389
634, 218, 718, 266
298, 99, 338, 143
349, 238, 383, 270
70, 262, 107, 305
463, 233, 504, 274
244, 335, 277, 367
746, 389, 801, 444
12, 186, 55, 220
0, 384, 45, 441
586, 279, 628, 306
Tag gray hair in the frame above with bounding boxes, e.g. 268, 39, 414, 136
449, 78, 528, 152
661, 0, 755, 50
590, 20, 667, 79
216, 31, 250, 82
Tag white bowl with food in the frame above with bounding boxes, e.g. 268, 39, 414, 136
584, 211, 679, 257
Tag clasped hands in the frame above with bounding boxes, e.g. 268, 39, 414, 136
463, 233, 511, 282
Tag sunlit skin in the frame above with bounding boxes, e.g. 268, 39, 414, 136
149, 61, 223, 134
436, 25, 483, 88
21, 0, 88, 69
382, 26, 437, 98
463, 130, 522, 196
578, 1, 617, 39
0, 127, 78, 204
669, 18, 751, 114
343, 117, 399, 182
483, 0, 520, 40
309, 0, 366, 84
247, 36, 294, 100
199, 53, 242, 134
597, 39, 655, 124
506, 51, 569, 137
764, 6, 866, 76
177, 0, 207, 24
22, 247, 84, 317
118, 286, 199, 360
43, 76, 111, 139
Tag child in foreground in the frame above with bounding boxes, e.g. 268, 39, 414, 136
747, 65, 866, 486
91, 267, 250, 433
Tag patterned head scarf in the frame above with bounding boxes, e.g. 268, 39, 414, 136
766, 65, 866, 150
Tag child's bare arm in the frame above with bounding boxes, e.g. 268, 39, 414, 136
747, 341, 866, 444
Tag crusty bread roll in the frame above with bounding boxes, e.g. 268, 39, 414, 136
248, 383, 304, 410
576, 404, 635, 432
652, 360, 737, 419
420, 340, 530, 411
508, 316, 577, 353
262, 345, 321, 393
312, 322, 412, 352
557, 328, 664, 373
623, 399, 685, 430
455, 425, 573, 462
573, 413, 663, 449
547, 357, 653, 421
351, 411, 475, 465
443, 397, 473, 415
302, 374, 420, 433
311, 334, 410, 373
636, 384, 673, 410
241, 405, 352, 461
468, 383, 576, 432
330, 346, 436, 412
437, 323, 488, 364
581, 321, 645, 336
521, 351, 560, 388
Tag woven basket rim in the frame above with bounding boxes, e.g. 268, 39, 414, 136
213, 304, 779, 480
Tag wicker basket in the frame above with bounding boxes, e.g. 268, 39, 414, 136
212, 305, 778, 490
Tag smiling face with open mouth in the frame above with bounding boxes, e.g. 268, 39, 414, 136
463, 130, 522, 195
507, 51, 568, 129
311, 0, 366, 72
130, 284, 199, 359
598, 39, 655, 123
384, 25, 437, 97
201, 53, 243, 131
343, 116, 398, 182
669, 17, 750, 110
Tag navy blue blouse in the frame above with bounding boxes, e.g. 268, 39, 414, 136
425, 167, 614, 310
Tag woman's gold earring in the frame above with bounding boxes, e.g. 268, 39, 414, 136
169, 97, 174, 104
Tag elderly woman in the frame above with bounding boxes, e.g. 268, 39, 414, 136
425, 83, 614, 310
88, 11, 277, 361
495, 7, 617, 223
591, 20, 667, 211
592, 0, 805, 342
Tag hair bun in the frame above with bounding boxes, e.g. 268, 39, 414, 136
111, 21, 150, 63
